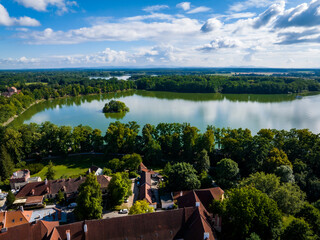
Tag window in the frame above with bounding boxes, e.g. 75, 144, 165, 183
12, 219, 15, 223
20, 218, 23, 221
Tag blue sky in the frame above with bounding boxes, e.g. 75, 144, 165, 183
0, 0, 319, 69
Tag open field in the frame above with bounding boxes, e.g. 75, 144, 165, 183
30, 154, 108, 179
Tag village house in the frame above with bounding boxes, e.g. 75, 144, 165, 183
15, 175, 111, 202
9, 169, 42, 190
86, 165, 103, 176
1, 87, 21, 97
0, 209, 33, 232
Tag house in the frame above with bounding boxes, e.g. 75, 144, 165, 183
15, 175, 111, 201
9, 170, 30, 190
86, 165, 103, 176
0, 210, 33, 231
173, 187, 225, 232
1, 87, 21, 97
24, 196, 44, 209
30, 207, 67, 223
0, 207, 217, 240
138, 171, 157, 208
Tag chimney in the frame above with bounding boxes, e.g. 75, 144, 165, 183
45, 179, 48, 185
196, 202, 200, 207
204, 232, 210, 240
66, 230, 71, 240
180, 191, 183, 197
83, 224, 88, 233
20, 206, 24, 212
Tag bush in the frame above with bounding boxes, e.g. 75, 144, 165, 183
27, 163, 44, 175
129, 171, 139, 179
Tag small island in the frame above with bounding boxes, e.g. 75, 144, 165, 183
103, 100, 129, 113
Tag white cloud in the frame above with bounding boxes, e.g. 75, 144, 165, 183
229, 0, 282, 12
187, 6, 211, 14
21, 17, 202, 44
15, 0, 77, 14
0, 4, 40, 26
143, 5, 169, 13
177, 2, 191, 11
201, 18, 223, 32
198, 38, 242, 52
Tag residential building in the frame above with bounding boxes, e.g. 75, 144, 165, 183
9, 170, 30, 190
0, 207, 216, 240
0, 210, 33, 231
86, 165, 103, 176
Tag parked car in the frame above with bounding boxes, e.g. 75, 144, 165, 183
119, 209, 128, 214
68, 203, 77, 208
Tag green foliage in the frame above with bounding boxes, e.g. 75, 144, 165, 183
27, 163, 44, 175
103, 168, 112, 176
129, 200, 154, 215
266, 147, 292, 171
122, 153, 142, 172
194, 149, 210, 173
295, 203, 320, 236
107, 172, 131, 207
103, 100, 129, 113
75, 173, 103, 220
167, 162, 200, 191
281, 218, 315, 240
218, 187, 282, 240
275, 165, 295, 183
6, 191, 15, 207
107, 158, 124, 172
56, 190, 65, 205
240, 172, 306, 215
0, 145, 14, 179
45, 160, 56, 180
246, 233, 261, 240
215, 158, 239, 189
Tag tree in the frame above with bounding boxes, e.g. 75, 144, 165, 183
107, 158, 124, 173
0, 145, 14, 180
103, 100, 129, 113
45, 161, 56, 180
75, 173, 103, 220
218, 187, 282, 240
246, 233, 261, 240
281, 218, 315, 240
129, 200, 154, 215
122, 153, 142, 172
194, 149, 210, 173
214, 158, 239, 189
57, 190, 65, 205
167, 162, 200, 191
6, 191, 15, 207
275, 165, 295, 183
295, 203, 320, 236
265, 147, 292, 172
108, 172, 131, 206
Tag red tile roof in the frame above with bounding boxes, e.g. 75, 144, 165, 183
26, 196, 44, 205
16, 175, 111, 198
139, 183, 154, 204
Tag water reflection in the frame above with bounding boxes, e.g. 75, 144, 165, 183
9, 90, 320, 134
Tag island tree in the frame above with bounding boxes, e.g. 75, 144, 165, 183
103, 100, 129, 113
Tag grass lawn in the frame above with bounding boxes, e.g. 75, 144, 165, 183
30, 154, 108, 179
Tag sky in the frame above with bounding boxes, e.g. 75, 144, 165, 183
0, 0, 320, 69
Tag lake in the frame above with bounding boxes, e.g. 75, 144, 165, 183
9, 91, 320, 134
89, 75, 131, 80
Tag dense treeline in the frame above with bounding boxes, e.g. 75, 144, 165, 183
135, 75, 320, 94
1, 122, 320, 239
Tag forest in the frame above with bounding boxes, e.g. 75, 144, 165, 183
0, 121, 320, 239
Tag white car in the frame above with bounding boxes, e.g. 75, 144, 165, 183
119, 209, 128, 214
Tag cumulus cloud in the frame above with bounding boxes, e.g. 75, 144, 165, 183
198, 38, 242, 52
274, 0, 320, 28
143, 5, 169, 13
201, 18, 223, 32
277, 28, 320, 44
15, 0, 77, 14
0, 4, 40, 26
252, 1, 285, 28
176, 2, 191, 11
187, 6, 211, 14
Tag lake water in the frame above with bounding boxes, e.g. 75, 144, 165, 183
9, 91, 320, 134
89, 75, 131, 80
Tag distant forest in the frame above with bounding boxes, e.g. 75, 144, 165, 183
1, 70, 320, 124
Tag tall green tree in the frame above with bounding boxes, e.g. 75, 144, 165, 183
281, 218, 315, 240
194, 149, 210, 173
108, 172, 131, 206
214, 158, 239, 189
0, 145, 14, 180
45, 160, 56, 180
75, 173, 103, 220
122, 153, 142, 172
167, 162, 200, 191
216, 187, 282, 240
